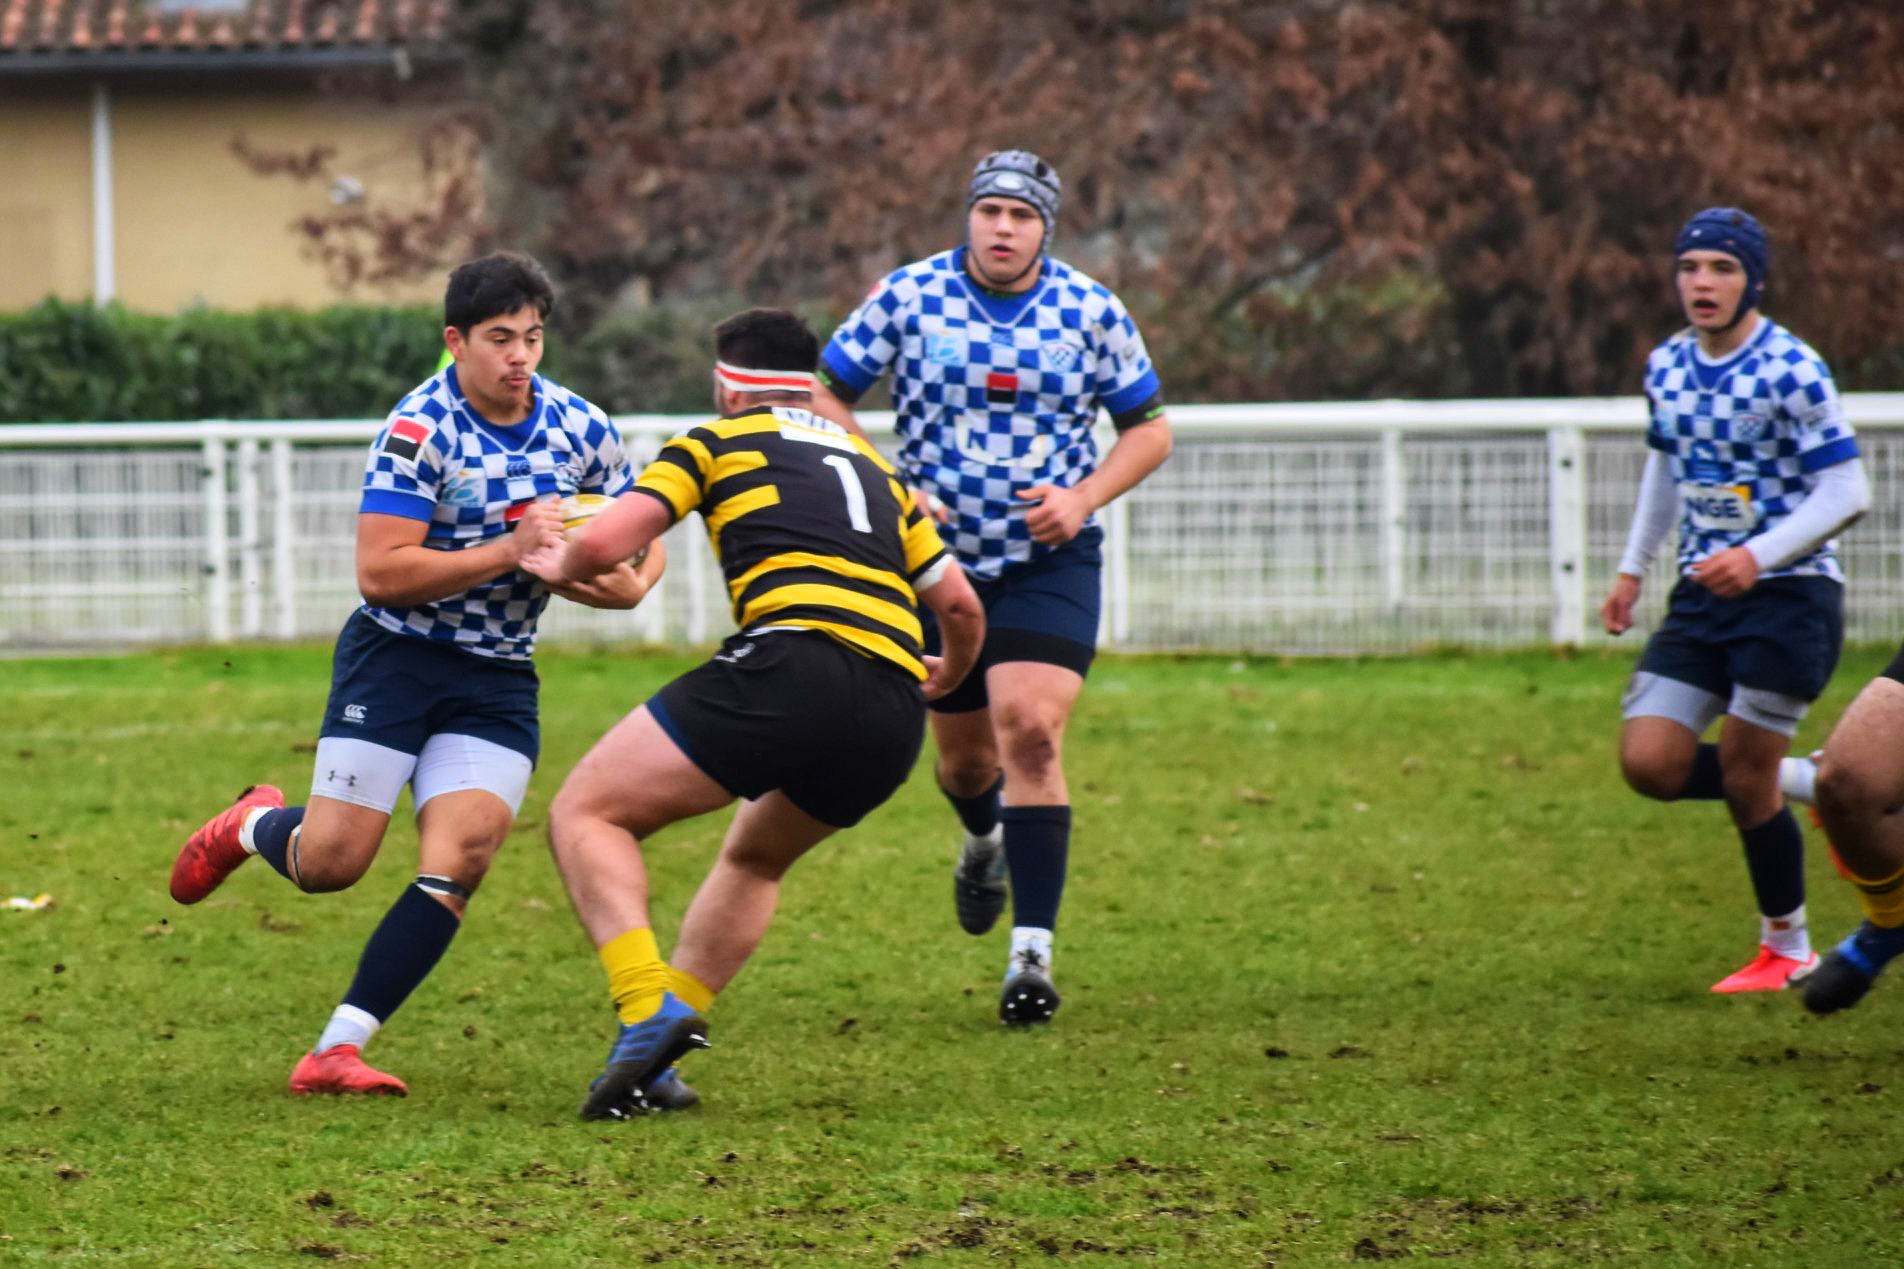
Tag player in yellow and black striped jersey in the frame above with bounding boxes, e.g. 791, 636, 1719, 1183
516, 308, 984, 1120
633, 405, 950, 681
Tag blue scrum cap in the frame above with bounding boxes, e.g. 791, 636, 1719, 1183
1674, 207, 1768, 316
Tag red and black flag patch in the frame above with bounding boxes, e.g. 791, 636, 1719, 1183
985, 372, 1018, 407
382, 417, 430, 462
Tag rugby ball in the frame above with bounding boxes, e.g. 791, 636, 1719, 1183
559, 493, 648, 567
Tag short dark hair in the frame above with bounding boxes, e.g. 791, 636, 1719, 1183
444, 253, 555, 332
714, 308, 818, 372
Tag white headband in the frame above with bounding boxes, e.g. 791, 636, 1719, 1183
715, 361, 816, 394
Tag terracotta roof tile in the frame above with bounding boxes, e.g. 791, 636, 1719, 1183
0, 0, 452, 56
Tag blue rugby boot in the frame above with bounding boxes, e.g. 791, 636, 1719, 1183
581, 993, 710, 1120
1803, 922, 1904, 1016
645, 1067, 700, 1112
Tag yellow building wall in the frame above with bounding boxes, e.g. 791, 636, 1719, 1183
0, 85, 95, 309
0, 77, 464, 312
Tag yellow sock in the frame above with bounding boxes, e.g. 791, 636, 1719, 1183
1854, 863, 1904, 928
599, 927, 669, 1025
667, 965, 717, 1014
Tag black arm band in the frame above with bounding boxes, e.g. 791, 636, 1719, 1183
1110, 391, 1166, 432
815, 366, 863, 405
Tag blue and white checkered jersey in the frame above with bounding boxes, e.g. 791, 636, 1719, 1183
821, 248, 1161, 579
1644, 318, 1858, 583
356, 366, 635, 660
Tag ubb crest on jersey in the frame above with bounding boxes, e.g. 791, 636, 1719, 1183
558, 493, 649, 567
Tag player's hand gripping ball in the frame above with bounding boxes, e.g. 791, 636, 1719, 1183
560, 493, 648, 567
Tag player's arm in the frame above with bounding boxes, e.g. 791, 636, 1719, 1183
1019, 404, 1172, 547
559, 490, 678, 585
809, 372, 873, 443
1603, 450, 1676, 634
544, 541, 668, 610
915, 558, 984, 702
1692, 369, 1866, 598
356, 504, 561, 609
1692, 458, 1869, 598
544, 412, 666, 608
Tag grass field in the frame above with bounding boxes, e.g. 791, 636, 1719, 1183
6, 642, 1904, 1265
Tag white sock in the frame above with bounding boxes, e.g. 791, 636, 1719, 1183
1762, 906, 1811, 961
964, 824, 1003, 856
238, 806, 273, 855
314, 1004, 381, 1055
1778, 756, 1818, 805
1008, 926, 1054, 979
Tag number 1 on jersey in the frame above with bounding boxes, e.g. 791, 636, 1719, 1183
822, 454, 873, 533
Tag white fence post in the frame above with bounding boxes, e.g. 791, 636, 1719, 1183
1548, 425, 1586, 646
236, 438, 263, 637
686, 532, 710, 644
1380, 427, 1406, 612
269, 439, 297, 638
1104, 497, 1131, 648
201, 434, 231, 642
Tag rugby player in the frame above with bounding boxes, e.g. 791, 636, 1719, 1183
170, 253, 667, 1097
809, 150, 1172, 1024
519, 307, 984, 1118
1602, 209, 1867, 993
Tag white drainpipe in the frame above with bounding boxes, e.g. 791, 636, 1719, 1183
91, 81, 115, 304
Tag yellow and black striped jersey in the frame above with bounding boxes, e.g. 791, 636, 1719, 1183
631, 406, 950, 680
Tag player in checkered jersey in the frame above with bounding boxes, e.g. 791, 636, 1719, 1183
811, 150, 1174, 1025
168, 253, 674, 1100
1602, 209, 1869, 994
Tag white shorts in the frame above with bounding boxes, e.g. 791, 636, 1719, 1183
310, 732, 534, 817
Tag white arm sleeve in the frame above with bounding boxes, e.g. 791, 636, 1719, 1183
1744, 458, 1870, 573
1617, 451, 1679, 578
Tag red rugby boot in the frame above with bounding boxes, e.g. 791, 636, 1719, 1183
289, 1045, 408, 1097
169, 784, 284, 904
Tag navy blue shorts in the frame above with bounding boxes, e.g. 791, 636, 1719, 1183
921, 526, 1102, 715
319, 609, 541, 762
649, 631, 925, 828
1638, 576, 1844, 704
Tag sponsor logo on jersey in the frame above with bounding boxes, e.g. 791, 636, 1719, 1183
924, 332, 963, 366
505, 458, 534, 479
1731, 413, 1766, 441
442, 469, 485, 508
1042, 340, 1082, 369
986, 372, 1018, 406
342, 703, 366, 724
382, 417, 430, 462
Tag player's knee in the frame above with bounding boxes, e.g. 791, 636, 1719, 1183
937, 754, 1000, 797
294, 846, 376, 893
996, 718, 1063, 783
1618, 752, 1682, 802
288, 821, 381, 891
1719, 758, 1779, 812
1817, 755, 1887, 822
438, 835, 502, 890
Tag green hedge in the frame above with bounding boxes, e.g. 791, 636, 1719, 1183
0, 299, 447, 422
0, 297, 867, 424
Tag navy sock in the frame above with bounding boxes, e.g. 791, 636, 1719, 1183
942, 773, 1004, 838
1740, 807, 1805, 918
251, 807, 307, 883
1001, 805, 1071, 932
1675, 744, 1725, 801
338, 883, 463, 1024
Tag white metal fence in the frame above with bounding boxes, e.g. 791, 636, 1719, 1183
6, 396, 1904, 655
